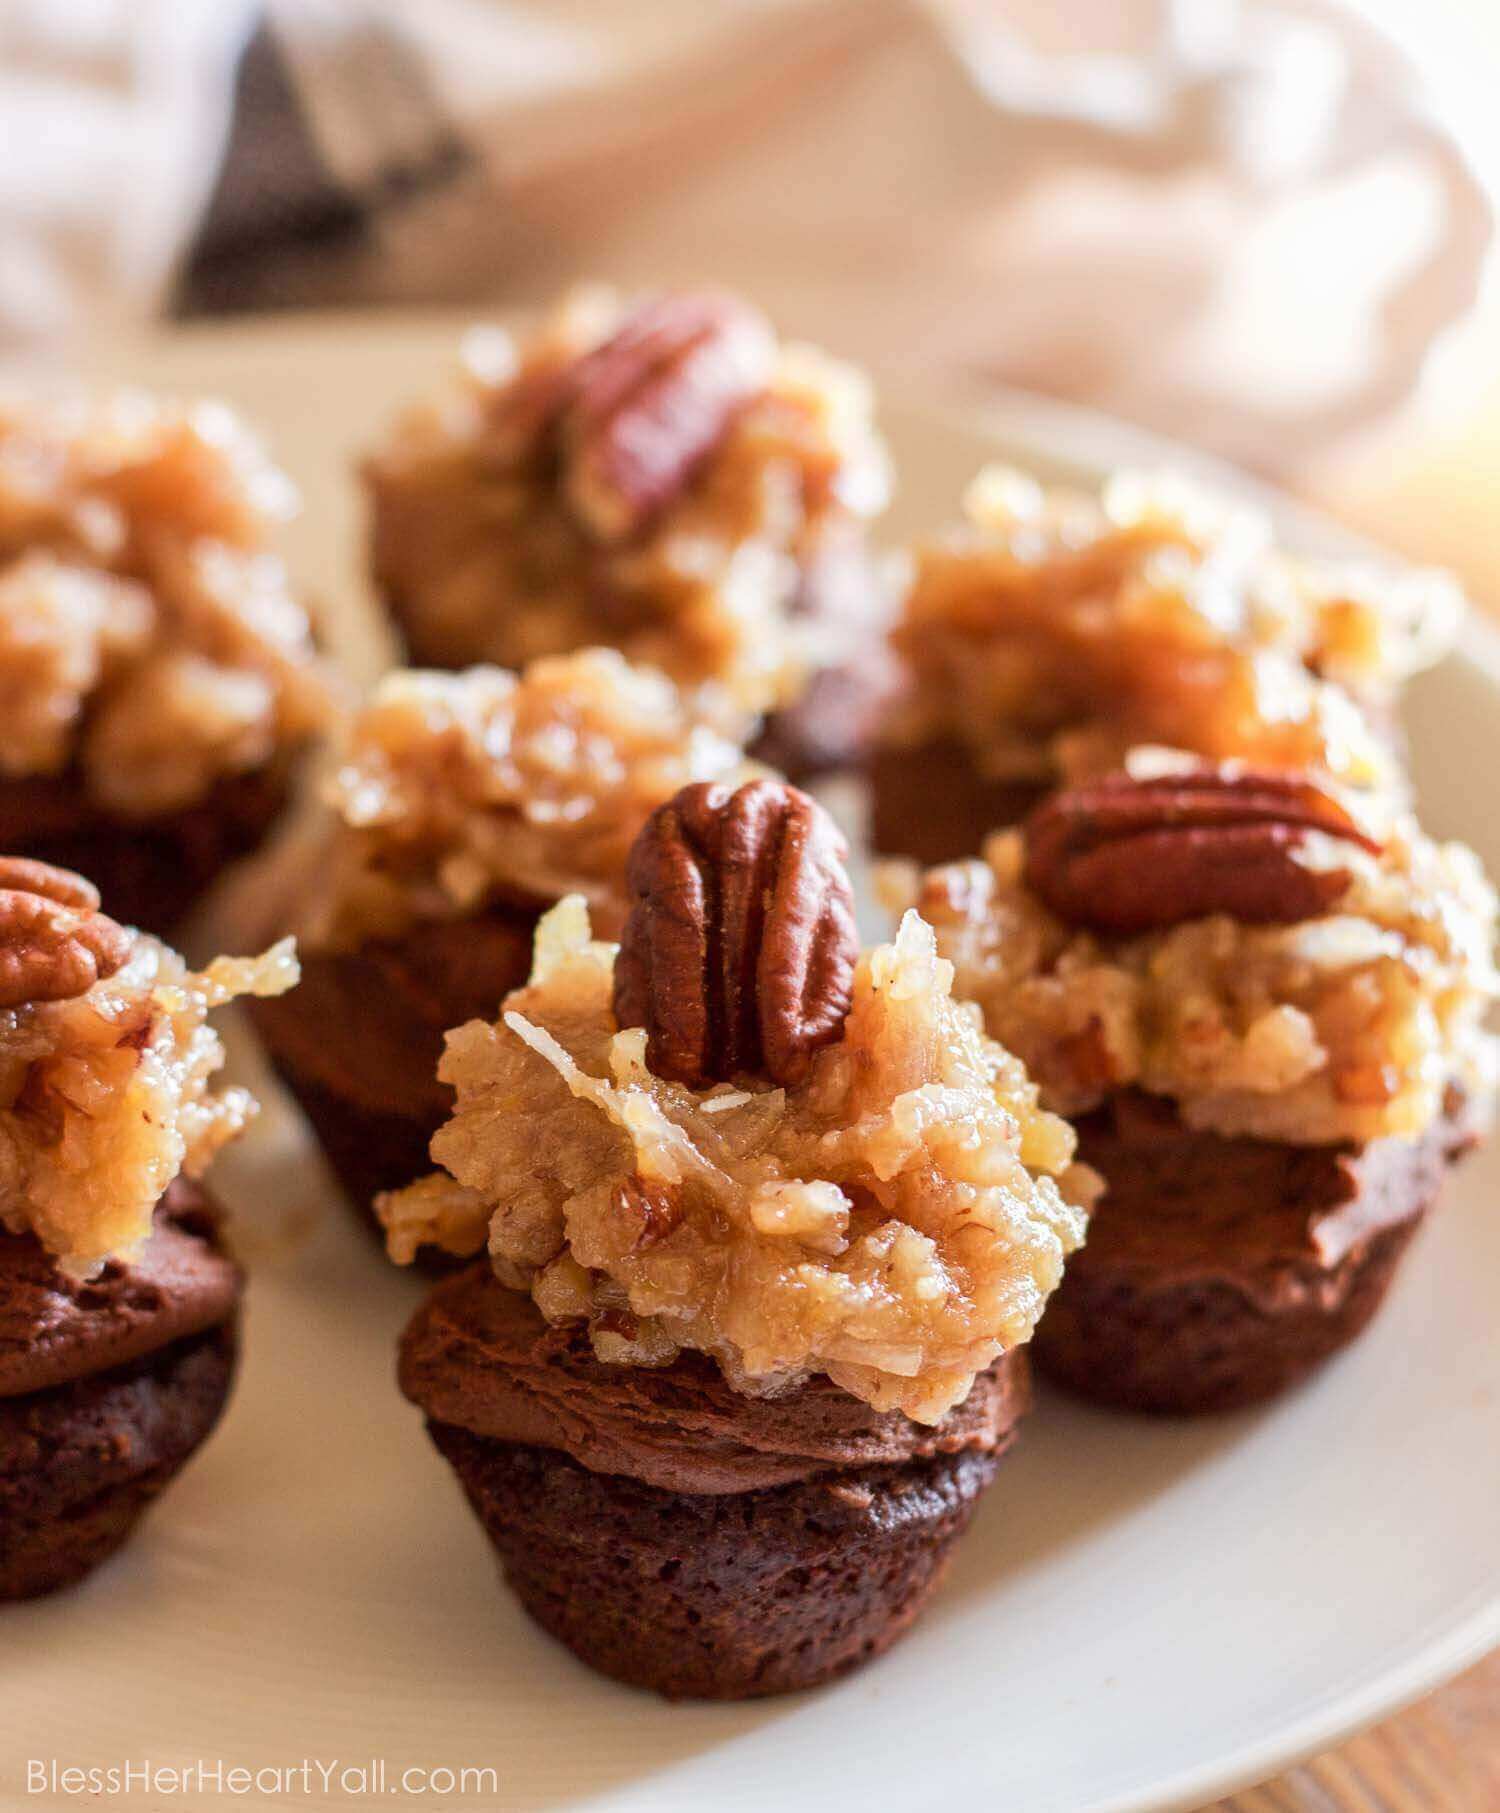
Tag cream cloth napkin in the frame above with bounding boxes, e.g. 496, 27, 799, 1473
0, 0, 255, 344
3, 0, 1495, 473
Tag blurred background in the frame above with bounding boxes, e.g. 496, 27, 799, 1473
5, 0, 1500, 601
2, 4, 1496, 1801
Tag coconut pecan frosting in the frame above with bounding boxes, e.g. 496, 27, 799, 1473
379, 781, 1095, 1424
884, 466, 1458, 797
0, 391, 337, 816
0, 857, 297, 1273
910, 765, 1498, 1147
290, 648, 758, 952
365, 286, 890, 727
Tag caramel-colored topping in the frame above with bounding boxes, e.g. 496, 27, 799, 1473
0, 910, 297, 1274
379, 900, 1093, 1424
364, 285, 889, 719
297, 650, 757, 951
886, 466, 1457, 795
910, 792, 1497, 1147
0, 391, 337, 814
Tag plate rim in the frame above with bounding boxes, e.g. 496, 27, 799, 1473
51, 308, 1500, 1811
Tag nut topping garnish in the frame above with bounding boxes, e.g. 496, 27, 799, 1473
0, 858, 133, 1011
613, 778, 859, 1087
1023, 770, 1384, 935
558, 293, 776, 544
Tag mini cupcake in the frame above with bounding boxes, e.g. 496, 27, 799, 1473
911, 765, 1497, 1413
872, 467, 1455, 863
248, 649, 756, 1222
364, 286, 893, 779
381, 780, 1093, 1697
0, 392, 338, 932
0, 855, 297, 1597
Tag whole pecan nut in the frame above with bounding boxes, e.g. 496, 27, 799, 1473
1023, 770, 1383, 935
561, 292, 776, 544
0, 857, 133, 1010
613, 779, 859, 1087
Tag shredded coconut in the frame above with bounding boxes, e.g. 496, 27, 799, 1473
0, 928, 298, 1273
299, 649, 756, 949
0, 390, 336, 814
363, 286, 890, 725
885, 463, 1458, 796
909, 814, 1498, 1145
379, 901, 1094, 1424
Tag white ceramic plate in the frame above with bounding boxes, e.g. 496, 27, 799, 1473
6, 317, 1497, 1813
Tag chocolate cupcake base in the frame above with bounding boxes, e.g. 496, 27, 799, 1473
249, 910, 537, 1249
0, 765, 292, 936
751, 648, 896, 783
270, 1069, 438, 1244
868, 737, 1047, 865
1032, 1093, 1468, 1415
401, 1268, 1030, 1698
431, 1424, 999, 1699
0, 1178, 242, 1599
750, 532, 896, 782
0, 1327, 236, 1601
1034, 1217, 1425, 1416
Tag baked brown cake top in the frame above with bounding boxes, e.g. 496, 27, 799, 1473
380, 780, 1094, 1425
908, 765, 1498, 1147
0, 390, 338, 818
0, 857, 296, 1274
363, 285, 890, 723
296, 649, 757, 951
883, 465, 1458, 795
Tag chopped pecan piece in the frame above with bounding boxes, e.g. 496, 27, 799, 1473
1023, 770, 1383, 934
592, 1306, 640, 1341
0, 857, 134, 1010
615, 1175, 684, 1248
613, 778, 858, 1087
561, 293, 776, 544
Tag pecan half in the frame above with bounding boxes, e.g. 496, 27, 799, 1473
561, 292, 776, 544
1023, 770, 1383, 934
613, 779, 858, 1087
0, 857, 133, 1010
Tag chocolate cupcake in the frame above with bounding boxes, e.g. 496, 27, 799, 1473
0, 855, 298, 1597
380, 780, 1093, 1697
248, 649, 756, 1224
402, 1274, 1029, 1699
0, 393, 338, 933
363, 286, 892, 779
912, 766, 1497, 1413
872, 466, 1453, 863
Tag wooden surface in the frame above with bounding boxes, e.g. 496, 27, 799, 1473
1208, 1652, 1500, 1811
